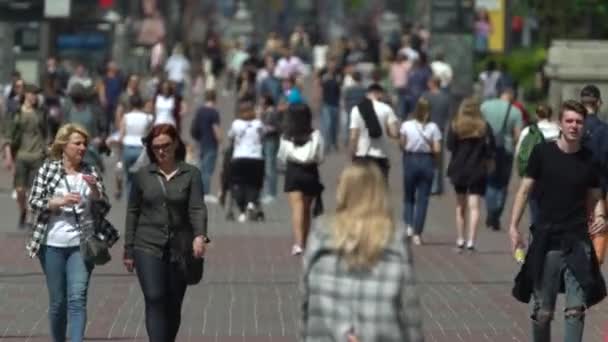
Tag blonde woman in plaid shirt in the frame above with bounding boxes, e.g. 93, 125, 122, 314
301, 161, 424, 342
27, 123, 118, 342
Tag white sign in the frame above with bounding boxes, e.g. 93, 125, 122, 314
475, 0, 500, 11
45, 0, 71, 18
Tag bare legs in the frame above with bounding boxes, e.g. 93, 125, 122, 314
455, 194, 481, 250
288, 192, 313, 254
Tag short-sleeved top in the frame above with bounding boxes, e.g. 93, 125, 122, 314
154, 95, 176, 126
228, 119, 264, 160
15, 109, 46, 161
350, 100, 399, 159
318, 69, 342, 106
191, 106, 220, 149
527, 142, 600, 225
123, 110, 153, 147
400, 120, 442, 153
481, 98, 523, 154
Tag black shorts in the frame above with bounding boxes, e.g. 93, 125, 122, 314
453, 181, 486, 196
284, 162, 323, 196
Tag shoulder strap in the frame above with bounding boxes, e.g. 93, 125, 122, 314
63, 176, 82, 232
156, 174, 167, 197
499, 102, 512, 135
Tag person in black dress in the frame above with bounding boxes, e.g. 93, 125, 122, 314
278, 104, 324, 255
447, 98, 496, 252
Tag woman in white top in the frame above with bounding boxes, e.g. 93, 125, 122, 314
399, 98, 442, 245
153, 80, 186, 132
120, 95, 153, 190
277, 104, 324, 256
27, 123, 118, 342
227, 98, 266, 222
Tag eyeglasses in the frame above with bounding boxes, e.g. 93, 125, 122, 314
151, 142, 172, 151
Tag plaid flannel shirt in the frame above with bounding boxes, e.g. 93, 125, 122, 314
301, 222, 424, 342
26, 159, 119, 257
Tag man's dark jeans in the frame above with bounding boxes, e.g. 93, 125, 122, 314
134, 249, 187, 342
485, 147, 513, 228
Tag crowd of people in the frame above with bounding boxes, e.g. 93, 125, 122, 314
1, 23, 608, 342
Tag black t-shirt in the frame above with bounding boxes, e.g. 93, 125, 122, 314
318, 68, 342, 106
527, 142, 600, 225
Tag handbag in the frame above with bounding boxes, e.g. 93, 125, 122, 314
156, 174, 204, 285
63, 177, 112, 265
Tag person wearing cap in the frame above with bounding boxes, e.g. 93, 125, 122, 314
2, 83, 48, 229
348, 83, 400, 178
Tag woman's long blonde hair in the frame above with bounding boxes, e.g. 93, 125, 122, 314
49, 123, 89, 160
451, 97, 487, 139
332, 162, 394, 269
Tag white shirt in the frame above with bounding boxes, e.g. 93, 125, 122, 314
45, 173, 92, 247
277, 130, 324, 164
123, 110, 153, 147
515, 119, 560, 154
164, 54, 190, 83
228, 119, 264, 160
400, 120, 442, 153
154, 95, 176, 126
430, 60, 453, 88
399, 47, 419, 62
349, 100, 399, 158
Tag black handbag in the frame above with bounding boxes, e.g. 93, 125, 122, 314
156, 174, 205, 285
64, 177, 112, 265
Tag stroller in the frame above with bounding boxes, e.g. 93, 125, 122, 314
219, 144, 265, 222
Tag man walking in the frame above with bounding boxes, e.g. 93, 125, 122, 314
191, 90, 222, 199
317, 57, 342, 153
509, 100, 606, 342
580, 85, 608, 194
422, 76, 451, 195
481, 87, 523, 230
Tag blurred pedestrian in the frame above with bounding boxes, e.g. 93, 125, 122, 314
430, 51, 453, 91
27, 123, 119, 342
164, 44, 190, 97
124, 124, 208, 342
67, 64, 93, 94
301, 162, 423, 342
400, 98, 442, 245
278, 104, 324, 255
349, 84, 400, 178
390, 52, 412, 119
341, 71, 367, 147
153, 80, 186, 132
191, 90, 222, 197
481, 87, 523, 231
447, 98, 495, 252
260, 95, 282, 203
479, 60, 501, 100
3, 84, 47, 229
119, 94, 153, 192
227, 97, 265, 222
422, 77, 451, 195
317, 57, 342, 153
115, 73, 141, 129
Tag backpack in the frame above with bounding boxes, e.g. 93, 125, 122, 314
357, 98, 383, 138
517, 124, 544, 176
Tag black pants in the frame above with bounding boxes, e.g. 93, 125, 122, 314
134, 250, 187, 342
230, 158, 265, 212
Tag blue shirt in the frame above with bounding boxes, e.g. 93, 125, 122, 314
191, 105, 220, 150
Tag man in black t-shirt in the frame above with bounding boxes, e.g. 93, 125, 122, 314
317, 57, 342, 152
508, 100, 607, 342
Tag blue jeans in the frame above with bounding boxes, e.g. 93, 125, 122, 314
39, 246, 93, 342
199, 146, 218, 195
485, 148, 514, 227
263, 136, 279, 197
403, 153, 435, 235
395, 87, 408, 119
320, 104, 339, 152
531, 250, 586, 342
123, 145, 143, 192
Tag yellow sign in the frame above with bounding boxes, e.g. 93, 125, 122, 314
476, 0, 505, 53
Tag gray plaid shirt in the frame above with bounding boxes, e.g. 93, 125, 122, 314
26, 159, 119, 257
301, 223, 424, 342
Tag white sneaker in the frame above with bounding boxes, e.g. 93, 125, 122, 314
406, 225, 414, 237
204, 195, 219, 204
237, 213, 247, 223
412, 235, 423, 246
291, 244, 303, 256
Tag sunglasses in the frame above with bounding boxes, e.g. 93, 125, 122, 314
151, 142, 173, 151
